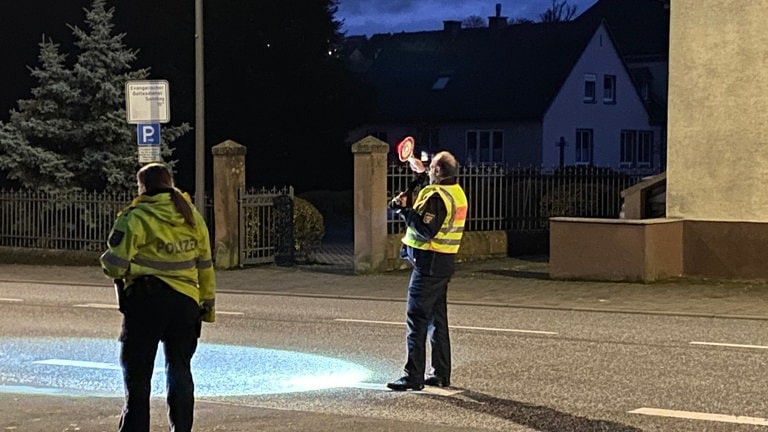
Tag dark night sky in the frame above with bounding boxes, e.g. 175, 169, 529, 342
337, 0, 599, 36
0, 0, 601, 192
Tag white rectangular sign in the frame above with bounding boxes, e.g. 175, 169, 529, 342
138, 146, 162, 163
125, 80, 170, 124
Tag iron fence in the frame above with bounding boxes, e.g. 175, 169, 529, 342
239, 186, 294, 265
387, 164, 658, 234
0, 189, 133, 251
0, 165, 657, 253
0, 189, 215, 252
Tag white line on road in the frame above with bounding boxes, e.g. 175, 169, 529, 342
72, 303, 243, 316
629, 407, 768, 426
33, 359, 121, 370
334, 318, 558, 335
690, 341, 768, 350
75, 303, 118, 309
0, 298, 22, 302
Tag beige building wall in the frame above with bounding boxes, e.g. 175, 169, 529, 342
667, 1, 768, 221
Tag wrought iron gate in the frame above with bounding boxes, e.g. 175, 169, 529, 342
238, 186, 294, 266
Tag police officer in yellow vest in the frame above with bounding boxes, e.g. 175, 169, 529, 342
387, 151, 468, 391
100, 163, 216, 432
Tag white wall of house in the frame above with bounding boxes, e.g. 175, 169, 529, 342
543, 24, 659, 170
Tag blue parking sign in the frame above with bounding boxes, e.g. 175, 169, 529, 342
137, 123, 161, 145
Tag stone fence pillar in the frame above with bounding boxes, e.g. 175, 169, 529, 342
351, 136, 390, 273
212, 139, 246, 269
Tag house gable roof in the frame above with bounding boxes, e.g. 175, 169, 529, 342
575, 0, 669, 61
358, 20, 604, 123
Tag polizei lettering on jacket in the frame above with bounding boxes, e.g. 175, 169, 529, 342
157, 239, 198, 254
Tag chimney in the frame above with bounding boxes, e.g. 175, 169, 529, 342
488, 3, 507, 31
443, 20, 462, 36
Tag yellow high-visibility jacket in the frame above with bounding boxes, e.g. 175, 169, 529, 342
100, 191, 216, 322
402, 183, 468, 254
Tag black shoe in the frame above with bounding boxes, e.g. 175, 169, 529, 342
386, 377, 424, 391
424, 376, 450, 387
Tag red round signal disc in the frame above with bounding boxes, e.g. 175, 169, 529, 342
397, 136, 414, 162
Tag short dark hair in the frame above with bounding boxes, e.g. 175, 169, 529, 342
434, 151, 459, 178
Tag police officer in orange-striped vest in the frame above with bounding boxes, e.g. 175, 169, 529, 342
386, 151, 468, 391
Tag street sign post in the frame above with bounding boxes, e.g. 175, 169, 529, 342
137, 123, 162, 163
125, 80, 170, 124
126, 80, 169, 164
137, 124, 161, 145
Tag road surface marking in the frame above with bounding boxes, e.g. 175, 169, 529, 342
629, 407, 768, 426
334, 318, 557, 335
75, 303, 118, 309
33, 359, 121, 370
73, 303, 243, 316
0, 298, 22, 302
690, 341, 768, 350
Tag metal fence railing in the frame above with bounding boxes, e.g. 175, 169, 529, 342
387, 164, 658, 234
0, 189, 215, 252
239, 186, 294, 265
0, 164, 658, 252
0, 189, 133, 251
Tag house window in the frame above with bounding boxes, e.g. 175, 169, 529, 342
583, 74, 596, 103
637, 131, 653, 166
466, 130, 503, 163
575, 129, 593, 164
620, 130, 636, 166
621, 130, 653, 167
603, 75, 616, 103
416, 125, 440, 154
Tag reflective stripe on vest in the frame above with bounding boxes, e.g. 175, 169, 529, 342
402, 183, 468, 254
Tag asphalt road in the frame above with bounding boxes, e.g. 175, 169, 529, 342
1, 280, 768, 431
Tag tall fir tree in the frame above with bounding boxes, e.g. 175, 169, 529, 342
0, 0, 190, 192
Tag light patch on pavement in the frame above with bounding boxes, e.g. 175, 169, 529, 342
33, 359, 121, 370
0, 337, 372, 397
421, 386, 464, 396
629, 407, 768, 426
690, 341, 768, 350
0, 298, 22, 302
335, 318, 557, 335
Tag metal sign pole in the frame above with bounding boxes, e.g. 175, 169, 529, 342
194, 0, 206, 218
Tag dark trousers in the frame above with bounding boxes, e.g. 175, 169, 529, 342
404, 268, 452, 384
118, 277, 201, 432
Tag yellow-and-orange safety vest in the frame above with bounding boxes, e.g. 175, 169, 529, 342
401, 183, 468, 254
